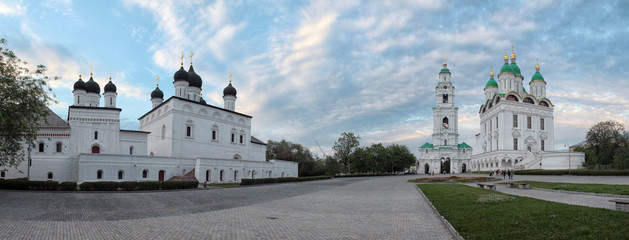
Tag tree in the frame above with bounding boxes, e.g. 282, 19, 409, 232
266, 139, 324, 176
585, 120, 627, 169
333, 132, 360, 174
386, 144, 416, 173
0, 38, 56, 168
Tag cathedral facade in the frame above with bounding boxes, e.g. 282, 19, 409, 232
470, 50, 584, 171
0, 58, 298, 183
416, 60, 473, 174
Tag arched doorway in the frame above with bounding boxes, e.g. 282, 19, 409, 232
220, 170, 225, 181
424, 163, 430, 174
206, 170, 211, 182
91, 145, 100, 154
441, 158, 451, 174
462, 163, 467, 173
158, 170, 165, 181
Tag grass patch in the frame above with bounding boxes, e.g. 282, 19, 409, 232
418, 184, 629, 239
507, 181, 629, 195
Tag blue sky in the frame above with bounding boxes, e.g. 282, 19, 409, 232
1, 0, 628, 157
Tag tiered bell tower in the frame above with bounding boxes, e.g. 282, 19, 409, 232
432, 58, 459, 147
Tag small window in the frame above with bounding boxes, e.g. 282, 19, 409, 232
56, 142, 62, 153
142, 169, 148, 178
77, 96, 80, 104
540, 118, 545, 130
240, 135, 244, 144
38, 142, 44, 153
496, 117, 498, 129
490, 119, 492, 131
513, 138, 518, 150
109, 97, 112, 105
541, 140, 545, 151
1, 171, 5, 178
513, 114, 518, 128
206, 170, 211, 181
212, 130, 217, 141
129, 146, 134, 155
444, 140, 447, 146
442, 94, 448, 103
425, 148, 428, 153
463, 148, 466, 153
94, 131, 98, 140
92, 145, 100, 154
234, 170, 238, 181
527, 116, 532, 129
118, 170, 124, 180
161, 125, 166, 140
97, 170, 103, 179
231, 134, 235, 143
220, 170, 225, 181
186, 126, 191, 137
47, 172, 53, 180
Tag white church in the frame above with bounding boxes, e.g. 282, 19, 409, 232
469, 49, 584, 171
416, 60, 473, 174
0, 57, 298, 183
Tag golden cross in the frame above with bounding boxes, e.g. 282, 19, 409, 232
90, 64, 93, 77
229, 71, 233, 83
190, 50, 195, 65
512, 45, 514, 54
180, 51, 184, 66
156, 74, 160, 87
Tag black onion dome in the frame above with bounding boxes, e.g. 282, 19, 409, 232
151, 86, 164, 99
187, 65, 203, 88
85, 76, 100, 94
173, 66, 189, 82
73, 77, 85, 91
104, 80, 117, 93
199, 96, 207, 105
223, 83, 237, 96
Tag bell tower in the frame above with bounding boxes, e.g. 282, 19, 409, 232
433, 58, 459, 147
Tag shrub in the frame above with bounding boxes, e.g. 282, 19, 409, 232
60, 182, 77, 191
514, 169, 629, 176
240, 175, 332, 185
79, 181, 198, 191
0, 179, 30, 190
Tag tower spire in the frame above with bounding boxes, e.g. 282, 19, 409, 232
510, 45, 516, 63
442, 54, 447, 68
490, 66, 494, 78
536, 59, 540, 72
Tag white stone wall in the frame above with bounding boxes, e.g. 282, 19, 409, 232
68, 107, 121, 155
119, 131, 148, 156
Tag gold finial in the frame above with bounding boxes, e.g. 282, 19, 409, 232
442, 54, 447, 68
180, 51, 184, 66
536, 58, 540, 72
229, 70, 233, 83
504, 49, 508, 60
109, 76, 112, 82
490, 65, 494, 77
190, 49, 195, 65
79, 74, 82, 79
156, 74, 160, 87
90, 64, 93, 77
510, 45, 516, 59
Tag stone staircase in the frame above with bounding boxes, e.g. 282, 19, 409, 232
168, 169, 198, 182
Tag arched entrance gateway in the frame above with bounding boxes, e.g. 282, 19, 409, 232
424, 163, 430, 174
461, 163, 467, 173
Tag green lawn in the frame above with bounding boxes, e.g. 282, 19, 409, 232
418, 184, 629, 240
509, 181, 629, 195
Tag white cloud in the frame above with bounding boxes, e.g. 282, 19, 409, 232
0, 0, 25, 16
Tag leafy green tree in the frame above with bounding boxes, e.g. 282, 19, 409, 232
266, 139, 324, 176
333, 132, 360, 174
0, 38, 56, 168
585, 120, 627, 169
386, 144, 416, 172
323, 156, 341, 175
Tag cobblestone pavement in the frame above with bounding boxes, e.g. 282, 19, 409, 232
0, 176, 455, 239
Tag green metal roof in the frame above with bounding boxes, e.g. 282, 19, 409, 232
499, 63, 513, 74
485, 77, 498, 88
420, 142, 434, 148
530, 71, 545, 83
458, 142, 472, 148
440, 68, 450, 74
510, 62, 521, 76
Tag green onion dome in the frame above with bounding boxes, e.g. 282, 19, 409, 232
530, 61, 545, 83
440, 58, 450, 73
500, 63, 513, 74
486, 78, 498, 88
510, 62, 521, 76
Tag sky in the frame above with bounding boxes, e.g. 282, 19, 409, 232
1, 0, 628, 158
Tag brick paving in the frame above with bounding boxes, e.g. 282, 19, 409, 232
0, 176, 455, 239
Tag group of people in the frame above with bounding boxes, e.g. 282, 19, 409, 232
489, 169, 513, 179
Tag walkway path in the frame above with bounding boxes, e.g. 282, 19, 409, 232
0, 176, 455, 239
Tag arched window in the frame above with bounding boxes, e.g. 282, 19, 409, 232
94, 131, 98, 140
463, 148, 466, 153
129, 146, 134, 155
47, 172, 53, 180
524, 97, 534, 104
109, 97, 112, 105
240, 135, 244, 144
442, 117, 449, 129
186, 126, 191, 137
91, 145, 100, 154
212, 130, 217, 141
269, 171, 272, 178
97, 170, 103, 179
252, 170, 256, 178
206, 170, 211, 182
442, 94, 448, 103
118, 170, 124, 180
158, 170, 165, 181
0, 171, 4, 178
231, 133, 235, 143
220, 170, 225, 181
142, 169, 148, 178
38, 142, 45, 152
77, 95, 80, 104
425, 148, 428, 153
444, 140, 447, 146
234, 170, 238, 181
56, 142, 62, 153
